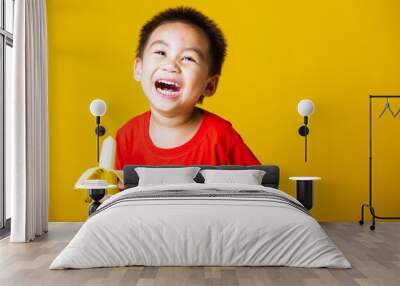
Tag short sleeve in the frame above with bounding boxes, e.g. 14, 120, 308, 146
115, 129, 126, 170
227, 131, 261, 165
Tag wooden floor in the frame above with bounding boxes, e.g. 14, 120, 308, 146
0, 222, 399, 286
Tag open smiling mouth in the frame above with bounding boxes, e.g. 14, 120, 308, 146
155, 79, 182, 98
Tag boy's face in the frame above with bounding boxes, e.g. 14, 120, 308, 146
134, 22, 219, 117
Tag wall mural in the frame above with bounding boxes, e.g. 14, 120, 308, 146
115, 7, 260, 168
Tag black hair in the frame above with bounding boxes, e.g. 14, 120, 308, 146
136, 6, 227, 76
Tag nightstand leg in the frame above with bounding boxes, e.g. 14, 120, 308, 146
88, 189, 105, 216
88, 201, 102, 216
296, 181, 313, 210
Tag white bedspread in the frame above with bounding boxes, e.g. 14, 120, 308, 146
50, 183, 351, 269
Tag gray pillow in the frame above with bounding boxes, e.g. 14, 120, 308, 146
200, 169, 266, 185
135, 167, 201, 186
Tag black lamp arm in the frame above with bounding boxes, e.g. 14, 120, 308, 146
298, 116, 310, 162
94, 116, 106, 163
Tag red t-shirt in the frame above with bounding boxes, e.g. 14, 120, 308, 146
115, 109, 261, 169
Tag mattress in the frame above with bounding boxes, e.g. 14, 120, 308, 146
50, 183, 351, 269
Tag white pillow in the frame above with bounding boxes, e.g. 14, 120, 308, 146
200, 169, 266, 185
135, 167, 201, 186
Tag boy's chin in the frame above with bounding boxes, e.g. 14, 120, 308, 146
150, 102, 198, 118
149, 101, 181, 116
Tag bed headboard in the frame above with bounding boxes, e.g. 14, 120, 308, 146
123, 165, 280, 189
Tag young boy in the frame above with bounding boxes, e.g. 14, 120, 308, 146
115, 6, 260, 171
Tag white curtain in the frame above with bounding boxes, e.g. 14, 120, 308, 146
7, 0, 48, 242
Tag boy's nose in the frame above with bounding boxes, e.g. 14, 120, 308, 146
162, 62, 180, 73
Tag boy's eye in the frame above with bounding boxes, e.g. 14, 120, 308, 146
154, 51, 165, 56
182, 56, 196, 63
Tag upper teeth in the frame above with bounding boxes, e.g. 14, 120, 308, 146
158, 79, 180, 87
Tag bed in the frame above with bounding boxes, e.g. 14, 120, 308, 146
50, 165, 351, 269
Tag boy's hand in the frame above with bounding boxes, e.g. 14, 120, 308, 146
118, 181, 125, 191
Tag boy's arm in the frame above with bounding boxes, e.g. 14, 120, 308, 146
115, 130, 126, 190
115, 129, 127, 170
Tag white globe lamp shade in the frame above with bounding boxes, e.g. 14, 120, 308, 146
90, 99, 107, 117
297, 99, 315, 117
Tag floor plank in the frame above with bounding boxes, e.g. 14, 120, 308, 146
0, 222, 399, 286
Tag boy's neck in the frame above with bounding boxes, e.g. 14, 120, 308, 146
150, 107, 202, 128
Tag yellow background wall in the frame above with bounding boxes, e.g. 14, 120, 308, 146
46, 0, 400, 222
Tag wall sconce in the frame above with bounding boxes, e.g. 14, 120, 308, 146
90, 99, 107, 163
297, 99, 315, 162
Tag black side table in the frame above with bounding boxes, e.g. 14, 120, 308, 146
289, 177, 321, 210
75, 183, 117, 216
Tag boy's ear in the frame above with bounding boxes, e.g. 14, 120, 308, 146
203, 75, 219, 98
133, 57, 142, 81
